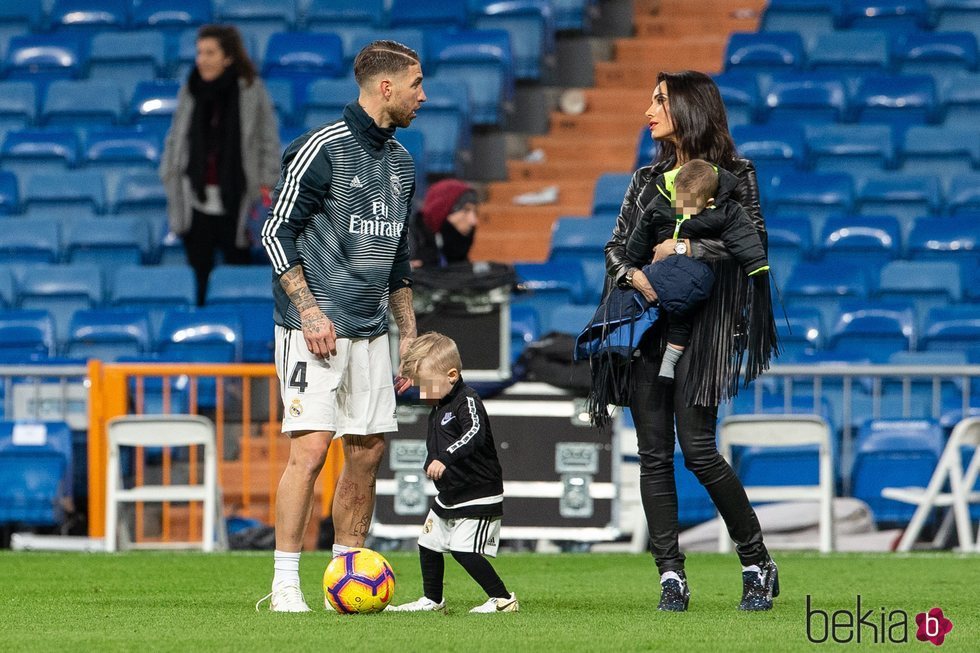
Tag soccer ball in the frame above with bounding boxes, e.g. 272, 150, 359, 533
323, 548, 396, 614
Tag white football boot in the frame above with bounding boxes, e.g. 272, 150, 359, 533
469, 592, 519, 613
255, 584, 312, 612
386, 596, 446, 612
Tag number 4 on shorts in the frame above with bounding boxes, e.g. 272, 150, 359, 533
289, 361, 309, 393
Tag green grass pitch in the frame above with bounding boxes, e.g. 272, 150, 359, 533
3, 551, 978, 652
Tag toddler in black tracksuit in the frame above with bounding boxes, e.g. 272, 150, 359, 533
387, 332, 518, 614
625, 159, 770, 384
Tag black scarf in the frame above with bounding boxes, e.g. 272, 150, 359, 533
186, 66, 245, 216
438, 221, 475, 265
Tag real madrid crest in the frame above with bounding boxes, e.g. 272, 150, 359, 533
289, 398, 303, 418
422, 518, 433, 534
390, 173, 402, 197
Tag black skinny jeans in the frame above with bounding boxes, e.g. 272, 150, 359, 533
630, 343, 769, 573
183, 209, 250, 306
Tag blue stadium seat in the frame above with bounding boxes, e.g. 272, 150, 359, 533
50, 0, 129, 31
762, 0, 841, 43
855, 174, 941, 237
18, 264, 104, 342
129, 80, 180, 132
389, 0, 469, 29
932, 0, 980, 35
0, 421, 72, 526
0, 81, 36, 134
784, 261, 870, 330
41, 80, 124, 129
473, 0, 555, 80
808, 30, 890, 72
828, 300, 914, 362
205, 266, 274, 362
407, 78, 470, 175
0, 1, 43, 47
634, 125, 658, 169
65, 308, 152, 361
946, 173, 980, 215
0, 310, 56, 359
304, 0, 385, 30
1, 129, 79, 188
0, 169, 18, 214
850, 419, 943, 524
509, 304, 540, 362
940, 72, 980, 128
132, 0, 211, 32
766, 215, 813, 280
85, 127, 161, 199
885, 350, 969, 418
549, 216, 617, 264
0, 217, 60, 264
592, 173, 632, 216
551, 0, 595, 31
724, 32, 806, 73
88, 31, 167, 102
65, 216, 150, 267
159, 308, 244, 362
732, 124, 806, 176
113, 172, 166, 217
907, 215, 980, 271
762, 73, 848, 124
766, 172, 854, 235
513, 261, 587, 329
877, 261, 962, 325
818, 214, 901, 269
216, 0, 296, 61
24, 171, 106, 220
4, 34, 86, 82
262, 32, 345, 106
899, 126, 979, 178
776, 306, 823, 361
545, 303, 596, 336
839, 0, 930, 32
920, 305, 980, 352
896, 31, 978, 77
805, 123, 894, 175
852, 74, 937, 126
301, 78, 358, 128
426, 29, 514, 126
579, 257, 607, 306
109, 265, 196, 335
713, 72, 762, 126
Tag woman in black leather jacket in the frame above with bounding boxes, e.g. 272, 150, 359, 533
603, 70, 779, 612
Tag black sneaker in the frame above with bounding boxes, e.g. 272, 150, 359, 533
658, 572, 690, 612
739, 559, 779, 611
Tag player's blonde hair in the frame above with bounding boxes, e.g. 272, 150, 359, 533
401, 332, 462, 383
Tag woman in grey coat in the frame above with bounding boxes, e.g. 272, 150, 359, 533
160, 24, 281, 305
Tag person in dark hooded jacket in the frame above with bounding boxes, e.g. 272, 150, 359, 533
626, 159, 769, 383
409, 179, 479, 268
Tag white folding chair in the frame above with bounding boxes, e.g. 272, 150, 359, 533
718, 415, 836, 553
105, 414, 226, 552
882, 416, 980, 552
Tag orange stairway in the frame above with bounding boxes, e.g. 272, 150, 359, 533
470, 0, 765, 263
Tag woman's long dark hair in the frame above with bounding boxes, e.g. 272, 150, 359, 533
651, 70, 738, 171
197, 24, 257, 85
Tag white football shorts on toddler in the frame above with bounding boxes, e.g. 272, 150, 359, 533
275, 327, 398, 437
417, 509, 501, 558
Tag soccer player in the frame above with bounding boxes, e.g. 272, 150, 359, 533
256, 40, 425, 612
387, 332, 518, 614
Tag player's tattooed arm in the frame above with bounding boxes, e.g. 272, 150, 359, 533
280, 265, 337, 357
389, 287, 417, 340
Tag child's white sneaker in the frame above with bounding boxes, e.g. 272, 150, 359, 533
469, 592, 519, 613
386, 596, 445, 612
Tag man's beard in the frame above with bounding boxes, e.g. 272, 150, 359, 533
391, 105, 414, 128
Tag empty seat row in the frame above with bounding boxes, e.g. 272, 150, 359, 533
714, 71, 980, 128
0, 169, 163, 217
727, 29, 980, 75
763, 0, 980, 39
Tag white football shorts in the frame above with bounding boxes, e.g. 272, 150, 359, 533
417, 510, 502, 558
274, 326, 398, 438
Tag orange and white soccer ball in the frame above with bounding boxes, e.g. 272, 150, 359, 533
323, 548, 396, 614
